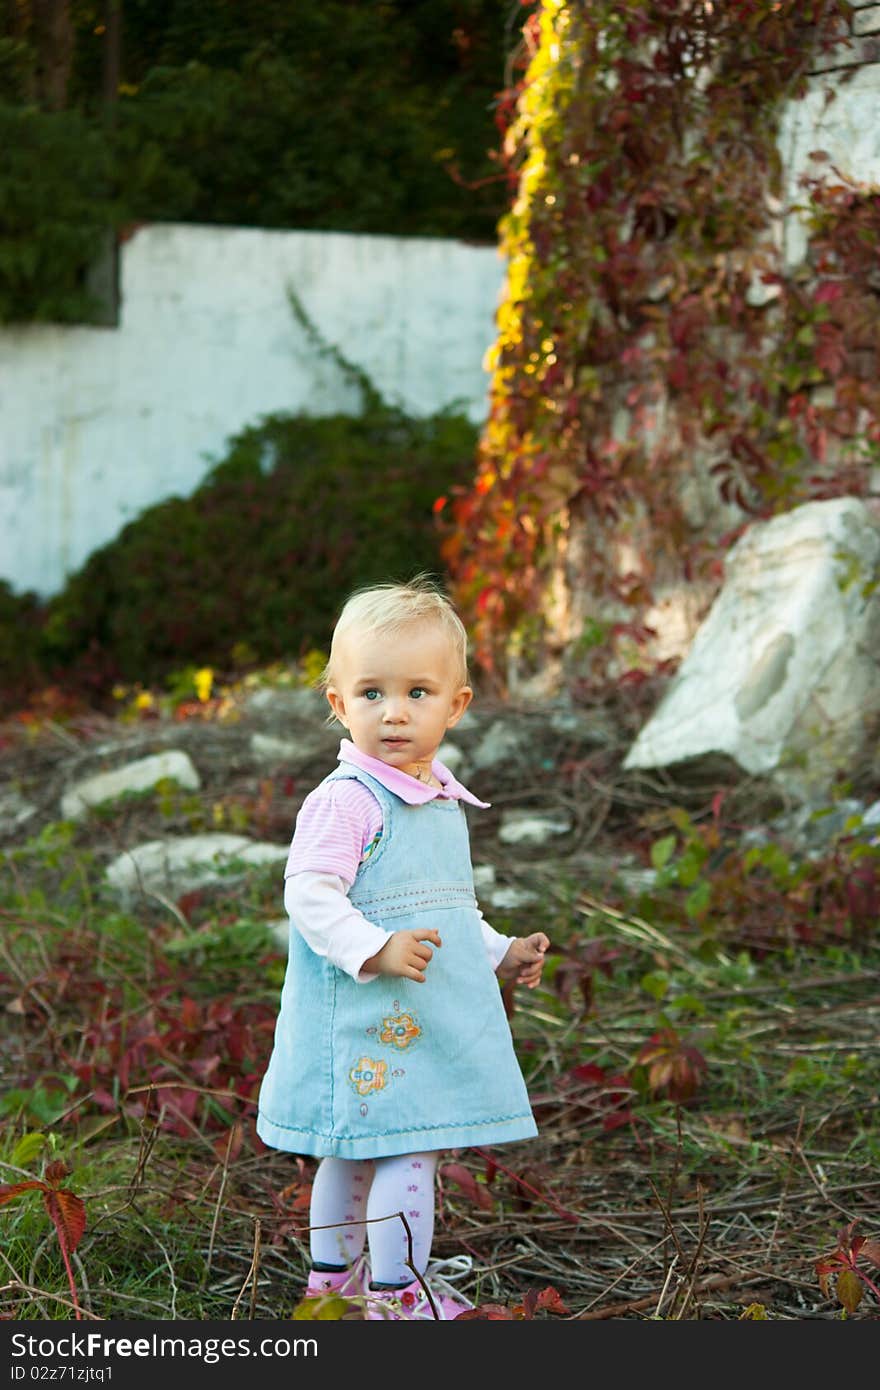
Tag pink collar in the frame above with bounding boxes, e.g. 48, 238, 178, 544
337, 738, 490, 808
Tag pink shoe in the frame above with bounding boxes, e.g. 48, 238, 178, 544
305, 1254, 369, 1299
366, 1259, 474, 1321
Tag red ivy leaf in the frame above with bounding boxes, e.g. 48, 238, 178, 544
859, 1239, 880, 1269
439, 1162, 494, 1211
637, 1028, 708, 1101
814, 281, 843, 304
535, 1285, 571, 1315
42, 1188, 86, 1260
0, 1180, 45, 1206
454, 1304, 515, 1320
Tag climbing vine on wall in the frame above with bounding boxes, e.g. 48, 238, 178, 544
440, 0, 877, 683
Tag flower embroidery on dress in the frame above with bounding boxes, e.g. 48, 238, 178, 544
379, 1011, 421, 1050
349, 1056, 388, 1096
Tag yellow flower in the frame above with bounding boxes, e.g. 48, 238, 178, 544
194, 667, 214, 702
134, 691, 154, 711
349, 1057, 388, 1096
379, 1012, 421, 1051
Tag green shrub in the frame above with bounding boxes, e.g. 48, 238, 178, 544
0, 103, 115, 324
0, 581, 46, 709
32, 403, 478, 699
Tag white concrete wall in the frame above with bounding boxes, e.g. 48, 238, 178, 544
0, 224, 504, 598
779, 58, 880, 266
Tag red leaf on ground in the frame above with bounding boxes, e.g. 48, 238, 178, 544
0, 1180, 45, 1206
43, 1187, 86, 1258
439, 1162, 494, 1210
859, 1239, 880, 1269
536, 1285, 571, 1315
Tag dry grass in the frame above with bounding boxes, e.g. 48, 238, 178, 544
1, 692, 878, 1322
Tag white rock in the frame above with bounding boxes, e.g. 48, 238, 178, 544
488, 885, 539, 909
249, 732, 330, 765
498, 810, 572, 845
61, 750, 201, 820
104, 833, 289, 899
472, 863, 497, 892
0, 788, 38, 832
624, 498, 880, 800
268, 917, 291, 951
471, 720, 524, 770
437, 740, 466, 774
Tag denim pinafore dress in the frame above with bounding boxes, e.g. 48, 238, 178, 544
256, 764, 538, 1159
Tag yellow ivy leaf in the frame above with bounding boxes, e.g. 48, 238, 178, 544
836, 1268, 863, 1315
291, 1293, 354, 1321
739, 1303, 768, 1320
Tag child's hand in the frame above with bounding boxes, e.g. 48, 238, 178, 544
497, 932, 550, 989
363, 928, 442, 983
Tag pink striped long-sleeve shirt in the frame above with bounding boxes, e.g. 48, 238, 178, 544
283, 739, 511, 982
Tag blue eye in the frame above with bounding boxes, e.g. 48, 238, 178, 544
410, 687, 428, 700
363, 689, 381, 701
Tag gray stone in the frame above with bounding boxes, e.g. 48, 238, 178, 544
471, 720, 524, 771
249, 732, 331, 766
0, 788, 38, 833
268, 917, 291, 952
743, 797, 879, 859
61, 750, 201, 820
498, 809, 572, 845
243, 686, 328, 720
104, 833, 289, 900
624, 498, 880, 800
487, 885, 539, 909
472, 864, 497, 893
863, 799, 880, 828
437, 740, 466, 775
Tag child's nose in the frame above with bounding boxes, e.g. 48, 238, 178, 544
382, 698, 409, 722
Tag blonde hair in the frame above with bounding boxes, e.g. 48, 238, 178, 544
320, 574, 470, 691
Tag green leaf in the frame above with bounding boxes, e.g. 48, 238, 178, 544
678, 849, 705, 887
640, 971, 669, 1001
667, 993, 706, 1018
685, 879, 712, 918
650, 835, 677, 871
10, 1132, 47, 1167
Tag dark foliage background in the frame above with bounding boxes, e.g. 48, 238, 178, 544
0, 0, 514, 323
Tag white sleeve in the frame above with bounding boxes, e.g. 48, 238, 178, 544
285, 871, 392, 984
478, 908, 512, 971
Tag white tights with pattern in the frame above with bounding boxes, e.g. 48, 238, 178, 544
309, 1152, 439, 1286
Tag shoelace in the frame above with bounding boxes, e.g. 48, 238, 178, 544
423, 1255, 475, 1311
425, 1254, 473, 1283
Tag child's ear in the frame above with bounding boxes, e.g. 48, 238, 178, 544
446, 685, 473, 728
326, 687, 349, 727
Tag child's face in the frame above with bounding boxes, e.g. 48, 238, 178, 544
326, 621, 472, 779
